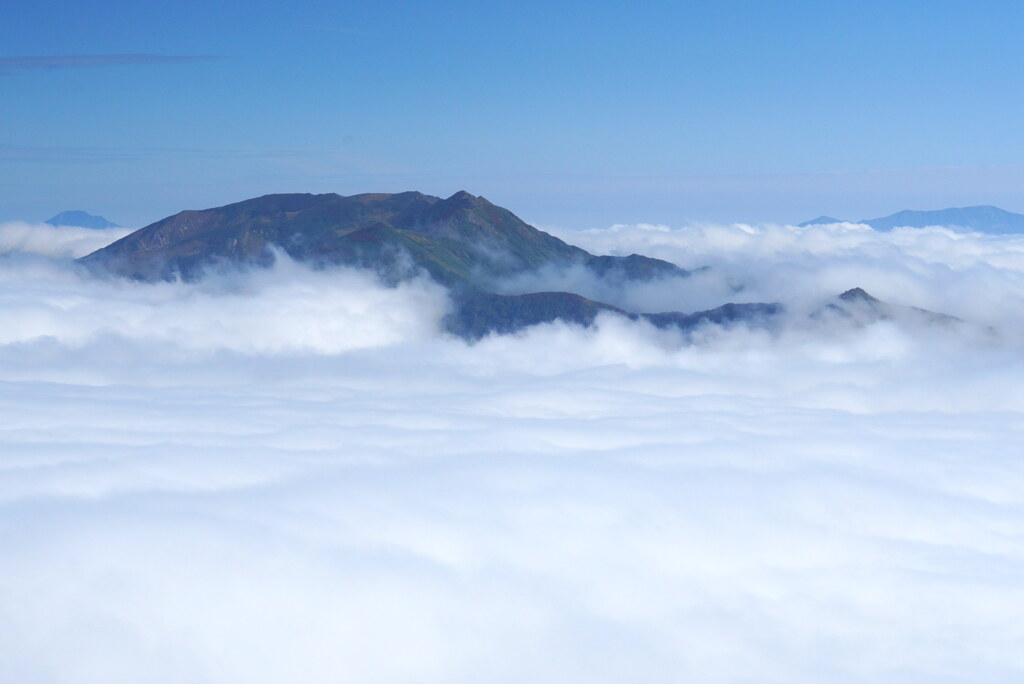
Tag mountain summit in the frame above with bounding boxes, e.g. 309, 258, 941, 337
80, 191, 684, 288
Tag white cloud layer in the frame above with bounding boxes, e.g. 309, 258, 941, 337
544, 221, 1024, 329
0, 222, 132, 259
2, 221, 1024, 682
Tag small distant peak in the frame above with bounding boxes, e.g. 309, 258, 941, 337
798, 215, 844, 227
45, 210, 119, 229
839, 287, 879, 303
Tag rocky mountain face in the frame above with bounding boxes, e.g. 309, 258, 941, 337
80, 191, 960, 339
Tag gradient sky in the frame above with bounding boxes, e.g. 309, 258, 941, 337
3, 0, 1024, 227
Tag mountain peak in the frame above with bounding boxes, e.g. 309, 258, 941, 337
443, 190, 490, 207
839, 287, 880, 303
45, 210, 119, 229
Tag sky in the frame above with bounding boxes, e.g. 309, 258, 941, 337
4, 0, 1024, 227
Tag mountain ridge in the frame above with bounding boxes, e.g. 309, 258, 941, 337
80, 191, 961, 339
79, 191, 682, 288
799, 205, 1024, 233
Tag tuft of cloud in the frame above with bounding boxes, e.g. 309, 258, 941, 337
0, 54, 222, 75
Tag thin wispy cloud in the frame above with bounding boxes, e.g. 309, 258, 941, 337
0, 54, 221, 75
0, 145, 321, 163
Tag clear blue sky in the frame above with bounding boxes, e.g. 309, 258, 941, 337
3, 0, 1024, 227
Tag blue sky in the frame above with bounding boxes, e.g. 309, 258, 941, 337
3, 0, 1024, 227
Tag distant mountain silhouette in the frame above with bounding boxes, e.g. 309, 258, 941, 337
863, 206, 1024, 233
444, 292, 785, 340
797, 215, 844, 227
45, 210, 119, 229
799, 206, 1024, 233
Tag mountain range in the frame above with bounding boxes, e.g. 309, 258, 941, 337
45, 210, 120, 229
799, 205, 1024, 233
80, 191, 960, 339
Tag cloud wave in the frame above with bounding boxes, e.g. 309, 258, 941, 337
1, 220, 1024, 682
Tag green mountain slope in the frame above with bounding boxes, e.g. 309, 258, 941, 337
80, 190, 686, 289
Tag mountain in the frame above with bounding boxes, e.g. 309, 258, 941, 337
445, 287, 960, 341
79, 190, 708, 338
45, 210, 120, 229
799, 206, 1024, 233
797, 215, 843, 227
815, 287, 962, 328
446, 294, 786, 340
445, 291, 627, 339
80, 191, 686, 287
862, 206, 1024, 233
80, 191, 962, 340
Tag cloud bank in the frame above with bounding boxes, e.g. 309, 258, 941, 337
2, 220, 1024, 682
543, 220, 1024, 331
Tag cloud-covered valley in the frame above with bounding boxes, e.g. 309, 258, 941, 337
3, 221, 1024, 682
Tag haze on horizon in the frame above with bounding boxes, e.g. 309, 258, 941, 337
4, 0, 1024, 228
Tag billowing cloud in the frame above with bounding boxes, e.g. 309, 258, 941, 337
1, 220, 1024, 682
543, 220, 1024, 332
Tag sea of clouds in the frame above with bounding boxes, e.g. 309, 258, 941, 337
2, 220, 1024, 683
